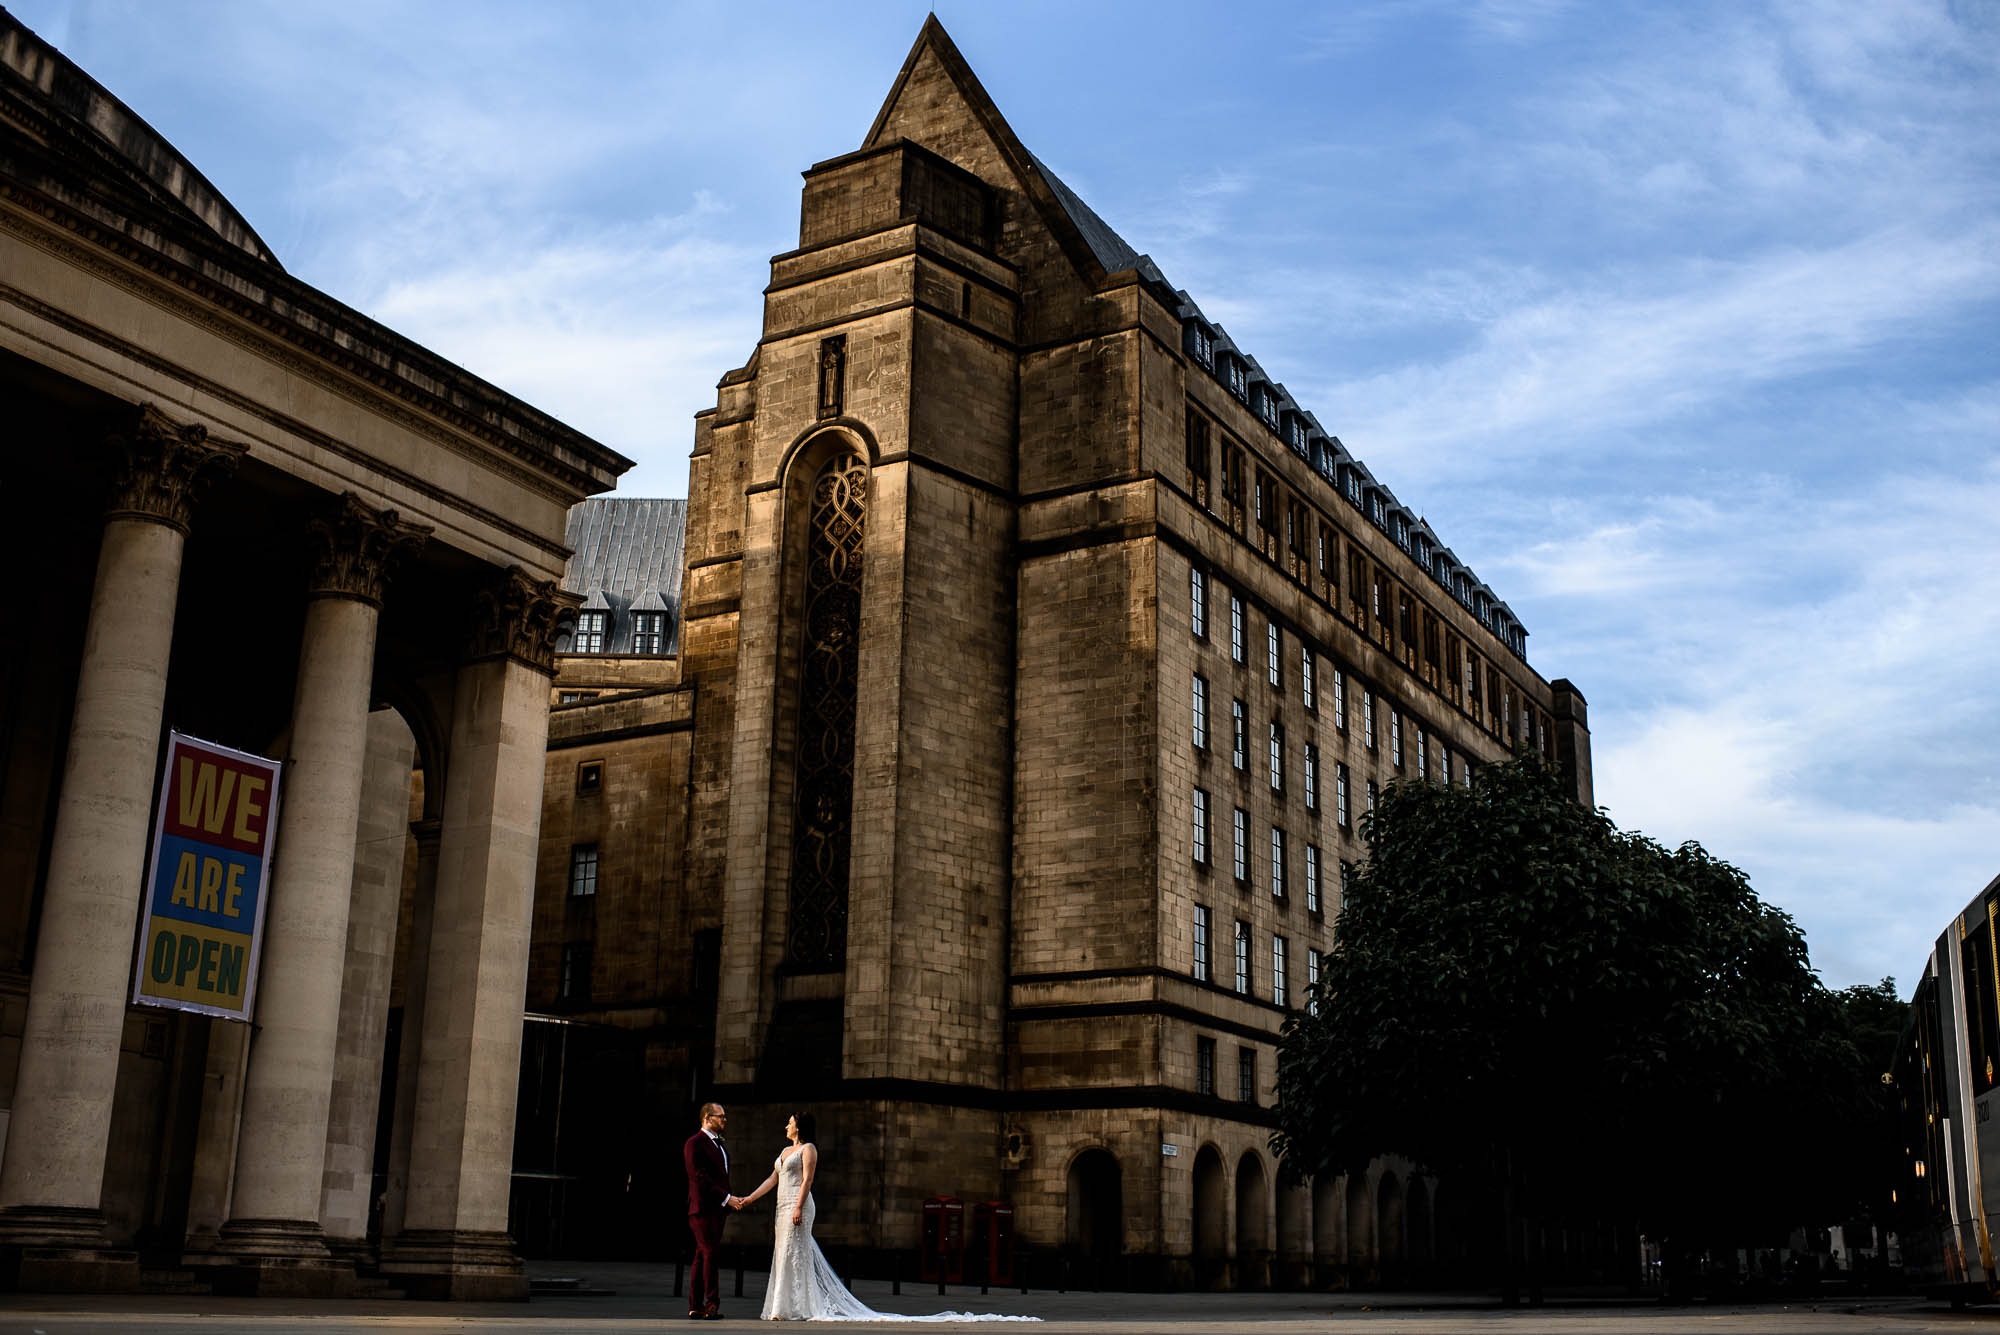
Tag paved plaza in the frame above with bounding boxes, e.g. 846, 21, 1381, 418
0, 1264, 1988, 1335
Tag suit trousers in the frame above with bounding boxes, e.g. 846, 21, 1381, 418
689, 1210, 724, 1311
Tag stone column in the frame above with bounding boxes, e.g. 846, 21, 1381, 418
214, 495, 427, 1296
319, 707, 417, 1264
380, 569, 571, 1301
0, 406, 242, 1292
379, 817, 442, 1243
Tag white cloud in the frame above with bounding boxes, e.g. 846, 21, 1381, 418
1520, 456, 2000, 986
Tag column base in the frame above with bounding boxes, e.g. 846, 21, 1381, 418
323, 1234, 376, 1269
0, 1206, 139, 1293
379, 1228, 527, 1301
209, 1218, 355, 1297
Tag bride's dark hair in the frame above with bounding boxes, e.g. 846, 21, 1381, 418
792, 1111, 817, 1145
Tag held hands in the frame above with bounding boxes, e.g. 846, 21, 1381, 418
725, 1194, 744, 1210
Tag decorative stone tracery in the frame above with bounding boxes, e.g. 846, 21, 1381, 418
785, 451, 867, 972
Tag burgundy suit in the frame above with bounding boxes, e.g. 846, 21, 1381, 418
684, 1129, 731, 1313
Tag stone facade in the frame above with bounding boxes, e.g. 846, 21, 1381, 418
0, 12, 625, 1298
525, 19, 1593, 1291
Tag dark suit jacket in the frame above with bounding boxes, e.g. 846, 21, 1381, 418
684, 1130, 730, 1219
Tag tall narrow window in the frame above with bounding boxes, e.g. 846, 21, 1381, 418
1270, 827, 1287, 900
1336, 764, 1351, 830
1267, 622, 1282, 688
1185, 408, 1211, 507
1192, 788, 1211, 866
1272, 935, 1289, 1007
1439, 744, 1452, 787
1190, 567, 1208, 639
1232, 699, 1247, 771
1232, 807, 1249, 883
786, 451, 867, 971
1363, 691, 1376, 750
1307, 947, 1322, 1014
1234, 921, 1250, 994
1301, 648, 1315, 710
1305, 844, 1320, 913
1193, 905, 1212, 983
1391, 711, 1403, 768
1366, 778, 1379, 813
1192, 674, 1209, 750
1269, 720, 1285, 793
1230, 595, 1245, 663
1333, 669, 1346, 731
1196, 1037, 1216, 1096
1238, 1045, 1256, 1102
560, 942, 593, 1001
1416, 729, 1427, 780
1303, 742, 1319, 812
568, 843, 599, 897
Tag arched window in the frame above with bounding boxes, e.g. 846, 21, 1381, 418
785, 450, 868, 971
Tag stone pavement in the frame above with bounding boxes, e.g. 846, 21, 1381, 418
0, 1262, 1975, 1335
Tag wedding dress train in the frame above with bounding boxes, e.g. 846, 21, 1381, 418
761, 1148, 1037, 1322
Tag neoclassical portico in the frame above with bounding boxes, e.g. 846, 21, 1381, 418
0, 11, 626, 1298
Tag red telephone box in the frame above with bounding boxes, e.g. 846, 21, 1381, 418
919, 1196, 966, 1283
973, 1200, 1015, 1286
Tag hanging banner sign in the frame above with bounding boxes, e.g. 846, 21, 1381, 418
131, 732, 282, 1021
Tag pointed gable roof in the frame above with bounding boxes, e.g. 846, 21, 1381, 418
863, 16, 1135, 289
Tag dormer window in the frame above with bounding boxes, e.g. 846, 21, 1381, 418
1255, 386, 1280, 429
633, 611, 666, 654
574, 610, 607, 654
1185, 321, 1216, 368
1225, 357, 1248, 400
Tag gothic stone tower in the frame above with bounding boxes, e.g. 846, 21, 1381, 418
677, 18, 1591, 1285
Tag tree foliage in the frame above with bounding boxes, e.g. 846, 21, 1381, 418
1273, 755, 1873, 1257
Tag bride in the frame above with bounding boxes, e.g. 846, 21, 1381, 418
733, 1112, 1037, 1323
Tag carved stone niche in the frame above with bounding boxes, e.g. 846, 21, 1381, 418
465, 566, 582, 675
104, 403, 248, 533
304, 492, 433, 606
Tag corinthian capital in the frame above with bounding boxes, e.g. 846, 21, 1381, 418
466, 567, 581, 675
305, 493, 433, 606
105, 404, 249, 532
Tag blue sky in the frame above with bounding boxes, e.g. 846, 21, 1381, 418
15, 0, 1998, 992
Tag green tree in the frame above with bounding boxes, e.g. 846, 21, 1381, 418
1273, 755, 1862, 1299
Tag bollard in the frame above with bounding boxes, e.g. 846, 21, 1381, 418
735, 1259, 744, 1298
938, 1273, 946, 1297
893, 1250, 902, 1296
1020, 1247, 1029, 1296
674, 1259, 684, 1298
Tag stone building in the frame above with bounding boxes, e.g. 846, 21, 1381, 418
0, 11, 627, 1297
527, 19, 1592, 1290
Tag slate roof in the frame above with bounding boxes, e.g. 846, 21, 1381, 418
1028, 148, 1530, 659
561, 498, 688, 655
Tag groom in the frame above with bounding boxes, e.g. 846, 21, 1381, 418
684, 1103, 740, 1320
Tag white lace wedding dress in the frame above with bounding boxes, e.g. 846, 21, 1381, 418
761, 1147, 1037, 1322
